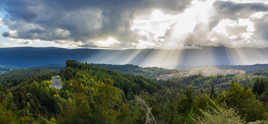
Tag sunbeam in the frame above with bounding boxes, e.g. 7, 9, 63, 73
140, 50, 183, 69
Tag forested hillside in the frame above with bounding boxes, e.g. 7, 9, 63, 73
96, 64, 181, 79
0, 60, 267, 124
0, 68, 59, 87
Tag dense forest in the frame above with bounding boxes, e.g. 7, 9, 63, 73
96, 64, 181, 79
0, 60, 267, 124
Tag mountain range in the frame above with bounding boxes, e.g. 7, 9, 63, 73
1, 47, 268, 69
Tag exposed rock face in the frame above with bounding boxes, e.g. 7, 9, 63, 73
52, 75, 62, 89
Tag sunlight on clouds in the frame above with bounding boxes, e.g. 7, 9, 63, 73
2, 0, 268, 50
191, 0, 216, 23
130, 0, 268, 49
1, 38, 82, 48
168, 0, 215, 48
250, 12, 268, 19
132, 0, 216, 49
220, 0, 268, 4
2, 0, 268, 67
94, 37, 121, 48
210, 18, 256, 47
131, 9, 176, 44
133, 40, 158, 49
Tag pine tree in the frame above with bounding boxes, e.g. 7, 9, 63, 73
253, 78, 265, 96
210, 85, 216, 99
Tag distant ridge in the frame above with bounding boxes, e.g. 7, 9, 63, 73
1, 47, 268, 69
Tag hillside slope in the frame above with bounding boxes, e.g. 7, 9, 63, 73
0, 60, 267, 123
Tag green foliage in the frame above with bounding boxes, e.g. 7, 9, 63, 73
217, 83, 267, 122
0, 68, 58, 87
62, 60, 161, 98
97, 64, 180, 79
253, 78, 266, 95
0, 103, 19, 124
253, 78, 268, 103
196, 106, 244, 124
0, 60, 268, 123
161, 74, 243, 93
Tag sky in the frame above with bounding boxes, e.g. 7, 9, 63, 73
0, 0, 268, 49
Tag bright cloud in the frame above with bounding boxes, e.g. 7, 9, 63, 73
0, 18, 3, 26
94, 37, 121, 48
1, 0, 268, 49
132, 0, 216, 49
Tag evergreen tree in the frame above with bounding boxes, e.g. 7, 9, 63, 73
253, 78, 265, 95
209, 85, 216, 99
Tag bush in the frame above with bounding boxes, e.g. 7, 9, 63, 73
197, 106, 244, 124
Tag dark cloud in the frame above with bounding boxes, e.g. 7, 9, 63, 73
3, 0, 268, 48
214, 1, 268, 19
2, 32, 9, 37
1, 0, 192, 47
255, 15, 268, 41
210, 1, 268, 30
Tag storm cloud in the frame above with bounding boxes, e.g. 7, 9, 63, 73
207, 1, 268, 48
1, 0, 268, 49
214, 1, 268, 19
0, 0, 192, 47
